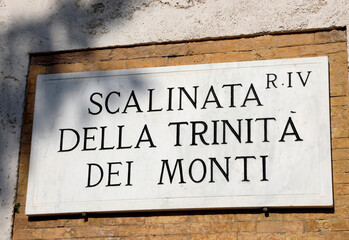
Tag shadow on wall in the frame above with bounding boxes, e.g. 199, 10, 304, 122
0, 0, 163, 235
0, 1, 340, 237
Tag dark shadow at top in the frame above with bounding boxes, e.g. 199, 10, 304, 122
0, 0, 155, 225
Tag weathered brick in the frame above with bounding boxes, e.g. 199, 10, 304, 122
315, 32, 336, 44
84, 62, 102, 71
154, 234, 191, 240
189, 40, 229, 55
126, 57, 168, 68
112, 43, 188, 60
28, 65, 47, 76
305, 219, 349, 232
118, 224, 163, 237
73, 226, 118, 238
235, 214, 257, 222
163, 222, 210, 235
27, 73, 37, 85
314, 30, 347, 44
21, 132, 32, 144
13, 207, 28, 223
96, 59, 127, 70
333, 173, 349, 183
329, 62, 348, 86
167, 54, 209, 66
100, 216, 146, 226
88, 49, 113, 62
283, 213, 332, 221
45, 63, 86, 74
300, 42, 346, 56
23, 113, 33, 124
333, 208, 349, 219
274, 33, 314, 47
329, 51, 348, 65
235, 213, 284, 222
330, 84, 348, 97
25, 103, 34, 114
332, 127, 349, 138
119, 238, 144, 240
145, 215, 190, 224
27, 78, 37, 93
27, 83, 37, 94
211, 222, 256, 233
237, 35, 276, 50
261, 214, 285, 222
18, 166, 28, 178
76, 216, 145, 227
32, 50, 112, 65
334, 183, 349, 195
206, 51, 256, 63
15, 227, 73, 239
333, 160, 349, 173
63, 218, 86, 227
325, 231, 349, 240
256, 221, 303, 233
22, 123, 33, 135
18, 162, 29, 177
192, 233, 237, 240
331, 106, 349, 120
18, 172, 29, 186
331, 97, 349, 107
163, 223, 190, 235
12, 218, 36, 230
332, 117, 349, 129
286, 232, 326, 240
332, 119, 349, 131
332, 149, 349, 160
153, 43, 189, 57
188, 38, 261, 55
13, 228, 42, 239
253, 46, 300, 59
16, 184, 27, 196
190, 213, 235, 223
33, 219, 67, 228
189, 222, 212, 234
238, 233, 284, 240
20, 143, 31, 153
334, 195, 349, 206
14, 195, 26, 207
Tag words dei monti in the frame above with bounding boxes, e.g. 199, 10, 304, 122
57, 80, 305, 187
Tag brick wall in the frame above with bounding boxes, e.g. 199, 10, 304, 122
13, 29, 349, 239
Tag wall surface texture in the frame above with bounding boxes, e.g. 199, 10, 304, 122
0, 0, 349, 239
13, 29, 349, 239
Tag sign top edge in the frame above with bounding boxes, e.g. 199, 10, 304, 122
36, 56, 328, 81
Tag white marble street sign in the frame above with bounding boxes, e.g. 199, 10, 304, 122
26, 57, 333, 215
